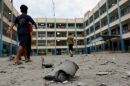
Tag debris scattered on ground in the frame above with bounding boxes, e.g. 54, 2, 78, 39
44, 60, 79, 82
0, 53, 130, 86
77, 82, 88, 86
126, 71, 130, 77
96, 72, 109, 76
41, 57, 53, 68
0, 71, 7, 73
98, 83, 107, 86
18, 66, 25, 69
62, 80, 68, 84
9, 55, 15, 61
42, 64, 53, 68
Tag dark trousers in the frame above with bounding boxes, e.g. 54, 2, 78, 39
26, 34, 31, 60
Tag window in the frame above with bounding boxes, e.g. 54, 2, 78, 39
94, 11, 99, 20
68, 23, 75, 29
100, 4, 106, 15
38, 23, 46, 29
76, 23, 83, 29
56, 23, 66, 28
47, 23, 54, 28
121, 6, 130, 16
123, 24, 130, 33
110, 11, 118, 23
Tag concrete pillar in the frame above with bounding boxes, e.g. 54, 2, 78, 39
0, 40, 3, 56
45, 18, 48, 55
106, 0, 112, 51
92, 14, 97, 52
66, 20, 69, 55
74, 19, 78, 54
98, 3, 104, 51
117, 0, 125, 52
0, 0, 3, 57
83, 19, 87, 54
54, 19, 56, 55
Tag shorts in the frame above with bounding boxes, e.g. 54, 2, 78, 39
18, 28, 28, 48
69, 44, 73, 51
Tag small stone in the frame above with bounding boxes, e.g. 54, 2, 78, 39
62, 80, 68, 84
44, 82, 50, 86
96, 72, 109, 76
77, 82, 88, 86
0, 71, 7, 73
126, 71, 130, 77
49, 80, 54, 83
18, 66, 25, 69
98, 83, 107, 86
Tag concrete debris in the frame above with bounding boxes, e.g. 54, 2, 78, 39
126, 71, 130, 77
9, 55, 15, 61
42, 64, 53, 68
0, 71, 7, 73
98, 83, 107, 86
44, 60, 79, 82
0, 53, 130, 86
77, 82, 88, 86
100, 61, 116, 65
62, 80, 68, 84
18, 66, 25, 69
96, 72, 109, 76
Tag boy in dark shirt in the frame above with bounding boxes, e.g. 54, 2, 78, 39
7, 5, 37, 64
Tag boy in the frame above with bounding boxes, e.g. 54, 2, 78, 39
26, 23, 33, 61
67, 33, 75, 57
7, 5, 37, 64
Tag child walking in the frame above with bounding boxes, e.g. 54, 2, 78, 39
7, 5, 37, 64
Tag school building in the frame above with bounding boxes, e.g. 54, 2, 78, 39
0, 0, 130, 56
84, 0, 130, 53
31, 18, 84, 55
0, 0, 19, 56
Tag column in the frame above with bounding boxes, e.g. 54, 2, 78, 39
92, 14, 97, 52
75, 19, 78, 54
106, 0, 112, 51
36, 31, 38, 55
54, 19, 56, 55
88, 15, 91, 53
98, 3, 104, 51
66, 20, 69, 55
84, 19, 87, 54
45, 18, 48, 55
0, 0, 3, 56
9, 0, 14, 55
117, 0, 125, 52
36, 19, 38, 55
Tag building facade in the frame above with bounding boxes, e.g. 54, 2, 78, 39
0, 0, 130, 56
84, 0, 130, 53
0, 0, 18, 56
32, 18, 84, 55
0, 0, 84, 56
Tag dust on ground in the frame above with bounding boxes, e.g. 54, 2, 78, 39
0, 53, 130, 86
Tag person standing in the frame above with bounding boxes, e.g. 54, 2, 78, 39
26, 23, 33, 61
67, 33, 75, 57
7, 5, 37, 64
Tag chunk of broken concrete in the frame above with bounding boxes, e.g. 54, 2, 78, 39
44, 60, 79, 82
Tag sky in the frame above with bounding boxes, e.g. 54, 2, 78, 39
13, 0, 100, 18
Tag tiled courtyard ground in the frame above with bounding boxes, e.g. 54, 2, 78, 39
0, 53, 130, 86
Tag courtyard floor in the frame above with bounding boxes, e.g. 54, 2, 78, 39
0, 52, 130, 86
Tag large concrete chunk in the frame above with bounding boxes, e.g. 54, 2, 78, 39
44, 60, 79, 82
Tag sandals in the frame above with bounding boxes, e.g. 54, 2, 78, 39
25, 59, 32, 63
14, 61, 22, 65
